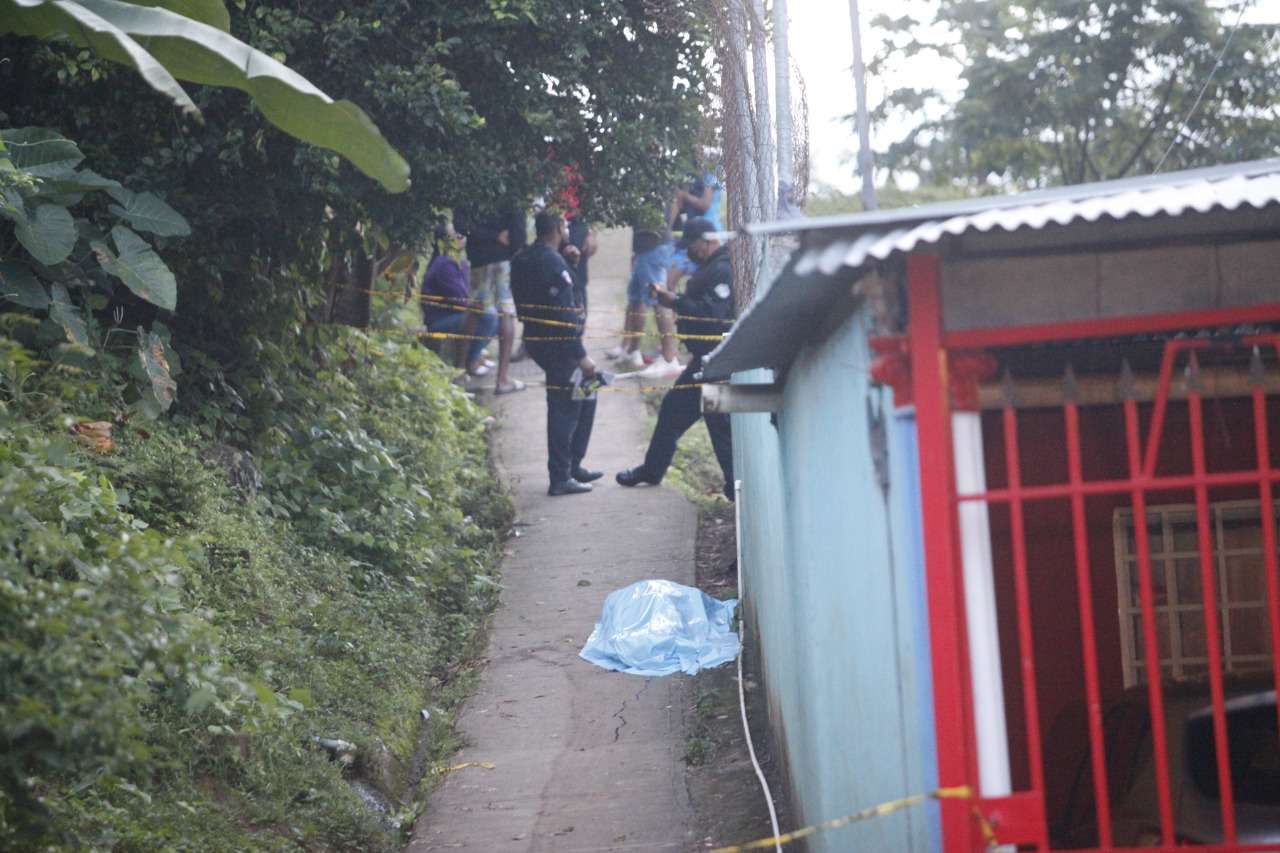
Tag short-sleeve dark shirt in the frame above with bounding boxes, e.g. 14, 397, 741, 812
510, 243, 585, 360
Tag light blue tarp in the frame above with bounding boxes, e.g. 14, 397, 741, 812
579, 579, 740, 677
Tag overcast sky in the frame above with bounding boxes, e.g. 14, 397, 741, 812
789, 0, 927, 194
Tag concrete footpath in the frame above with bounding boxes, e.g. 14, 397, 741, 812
409, 230, 698, 852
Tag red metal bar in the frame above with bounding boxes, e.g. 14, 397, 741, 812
1063, 395, 1113, 848
1069, 845, 1280, 853
1142, 341, 1185, 478
1255, 349, 1280, 749
975, 792, 1043, 847
908, 254, 981, 852
958, 467, 1280, 503
942, 301, 1280, 350
1000, 402, 1049, 851
1187, 355, 1238, 842
1123, 393, 1176, 846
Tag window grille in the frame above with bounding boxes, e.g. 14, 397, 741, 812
1114, 501, 1276, 688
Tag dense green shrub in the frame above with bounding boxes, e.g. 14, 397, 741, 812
0, 326, 509, 850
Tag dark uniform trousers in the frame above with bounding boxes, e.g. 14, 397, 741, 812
643, 356, 734, 499
526, 341, 597, 484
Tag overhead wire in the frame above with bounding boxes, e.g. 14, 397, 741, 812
1151, 0, 1250, 174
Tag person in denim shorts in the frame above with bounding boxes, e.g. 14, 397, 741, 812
605, 227, 681, 374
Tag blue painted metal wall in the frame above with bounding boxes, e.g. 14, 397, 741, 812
730, 306, 941, 852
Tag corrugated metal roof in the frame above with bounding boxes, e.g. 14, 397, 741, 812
702, 159, 1280, 380
748, 157, 1280, 238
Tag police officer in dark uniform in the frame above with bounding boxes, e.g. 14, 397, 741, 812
616, 217, 735, 499
511, 211, 602, 496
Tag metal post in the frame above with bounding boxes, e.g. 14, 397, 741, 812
1252, 346, 1280, 754
1121, 382, 1177, 846
907, 254, 979, 850
848, 0, 877, 210
773, 0, 794, 211
1063, 385, 1114, 849
725, 0, 760, 312
750, 0, 776, 222
1187, 353, 1239, 843
952, 411, 1013, 810
1000, 397, 1050, 851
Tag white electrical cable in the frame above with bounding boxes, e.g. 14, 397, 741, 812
733, 479, 783, 853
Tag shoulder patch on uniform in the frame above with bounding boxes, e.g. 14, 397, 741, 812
714, 283, 731, 300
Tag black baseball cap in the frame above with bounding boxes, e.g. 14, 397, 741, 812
676, 217, 717, 249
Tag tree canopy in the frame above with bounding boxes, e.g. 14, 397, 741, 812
2, 0, 711, 339
2, 0, 410, 191
871, 0, 1280, 189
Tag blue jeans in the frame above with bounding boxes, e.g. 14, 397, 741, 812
428, 310, 498, 367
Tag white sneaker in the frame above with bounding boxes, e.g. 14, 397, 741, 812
604, 345, 628, 361
635, 357, 684, 380
620, 350, 645, 369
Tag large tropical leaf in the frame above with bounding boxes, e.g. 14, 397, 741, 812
127, 0, 227, 31
137, 327, 177, 409
0, 0, 411, 192
32, 168, 123, 206
108, 187, 191, 236
92, 225, 177, 310
0, 127, 85, 178
42, 169, 121, 193
12, 202, 77, 265
0, 0, 200, 117
48, 282, 90, 345
0, 260, 49, 309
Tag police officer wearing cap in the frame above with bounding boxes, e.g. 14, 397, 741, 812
511, 210, 602, 496
616, 217, 734, 499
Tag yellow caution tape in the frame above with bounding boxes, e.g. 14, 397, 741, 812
441, 761, 495, 773
709, 786, 981, 853
541, 379, 729, 396
326, 324, 725, 345
362, 287, 737, 325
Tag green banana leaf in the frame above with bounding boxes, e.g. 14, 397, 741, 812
1, 0, 201, 117
1, 0, 410, 193
127, 0, 228, 31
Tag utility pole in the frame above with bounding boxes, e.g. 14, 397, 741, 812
749, 0, 776, 222
848, 0, 878, 210
724, 0, 762, 311
773, 0, 794, 213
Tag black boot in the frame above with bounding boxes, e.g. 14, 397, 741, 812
548, 478, 592, 496
615, 466, 661, 487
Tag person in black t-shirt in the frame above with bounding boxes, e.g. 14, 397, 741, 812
511, 211, 602, 496
455, 206, 528, 395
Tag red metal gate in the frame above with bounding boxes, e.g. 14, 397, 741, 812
905, 254, 1280, 852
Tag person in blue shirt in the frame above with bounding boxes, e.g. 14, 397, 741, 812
670, 166, 723, 233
